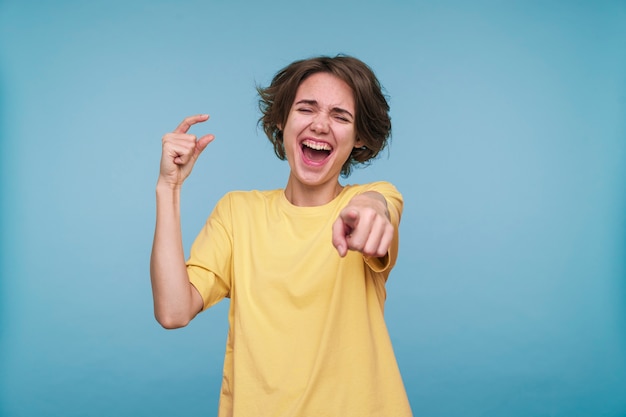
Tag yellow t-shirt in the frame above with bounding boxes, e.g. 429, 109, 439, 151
187, 181, 412, 417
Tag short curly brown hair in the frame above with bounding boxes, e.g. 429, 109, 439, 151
257, 55, 391, 177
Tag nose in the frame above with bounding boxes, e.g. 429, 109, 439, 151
310, 113, 330, 133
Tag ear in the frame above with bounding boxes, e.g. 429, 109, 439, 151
354, 137, 364, 148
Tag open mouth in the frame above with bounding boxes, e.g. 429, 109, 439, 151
301, 139, 332, 163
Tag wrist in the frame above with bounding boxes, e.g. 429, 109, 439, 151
155, 179, 182, 216
156, 177, 182, 193
352, 192, 390, 219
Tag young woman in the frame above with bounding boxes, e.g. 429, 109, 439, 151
151, 55, 412, 417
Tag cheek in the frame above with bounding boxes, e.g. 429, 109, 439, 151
340, 127, 358, 145
284, 116, 304, 135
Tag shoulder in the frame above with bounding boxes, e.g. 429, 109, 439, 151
214, 189, 282, 213
208, 190, 282, 227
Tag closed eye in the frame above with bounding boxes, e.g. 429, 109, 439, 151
295, 100, 318, 113
331, 107, 353, 123
332, 112, 352, 123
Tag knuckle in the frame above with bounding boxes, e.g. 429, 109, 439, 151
365, 246, 381, 258
363, 209, 377, 222
349, 237, 364, 252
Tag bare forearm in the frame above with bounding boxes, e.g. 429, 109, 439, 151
351, 191, 390, 219
150, 182, 200, 328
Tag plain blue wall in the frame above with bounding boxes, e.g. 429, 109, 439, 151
1, 1, 625, 416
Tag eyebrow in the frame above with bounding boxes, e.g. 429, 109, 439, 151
295, 99, 354, 119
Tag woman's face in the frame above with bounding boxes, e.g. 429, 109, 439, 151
281, 72, 362, 190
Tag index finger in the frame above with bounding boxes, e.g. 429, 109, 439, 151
331, 217, 349, 257
173, 114, 210, 134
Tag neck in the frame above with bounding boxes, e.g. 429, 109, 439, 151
284, 175, 344, 207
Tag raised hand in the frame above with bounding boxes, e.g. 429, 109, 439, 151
159, 114, 215, 188
332, 192, 394, 258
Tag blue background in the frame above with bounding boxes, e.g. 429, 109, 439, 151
1, 1, 625, 416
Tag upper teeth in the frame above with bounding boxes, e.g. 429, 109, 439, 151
303, 139, 331, 151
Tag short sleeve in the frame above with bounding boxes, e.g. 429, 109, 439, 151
186, 194, 234, 311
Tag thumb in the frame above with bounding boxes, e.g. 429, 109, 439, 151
195, 134, 215, 157
340, 209, 359, 231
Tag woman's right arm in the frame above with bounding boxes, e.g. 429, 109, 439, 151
150, 114, 215, 329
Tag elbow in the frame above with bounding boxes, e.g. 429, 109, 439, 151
154, 312, 191, 330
